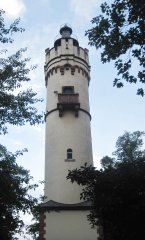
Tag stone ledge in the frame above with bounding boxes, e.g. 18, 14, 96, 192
39, 200, 93, 211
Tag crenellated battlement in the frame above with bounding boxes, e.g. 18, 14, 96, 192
45, 38, 89, 65
44, 63, 90, 86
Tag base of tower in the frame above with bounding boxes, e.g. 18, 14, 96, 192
39, 201, 99, 240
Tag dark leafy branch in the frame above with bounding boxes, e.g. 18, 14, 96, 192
0, 144, 38, 240
0, 9, 24, 44
86, 0, 145, 96
0, 9, 43, 239
0, 10, 43, 134
67, 131, 145, 240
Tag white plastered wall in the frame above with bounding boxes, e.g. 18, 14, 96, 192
44, 40, 93, 203
44, 210, 98, 240
43, 34, 98, 240
45, 110, 93, 203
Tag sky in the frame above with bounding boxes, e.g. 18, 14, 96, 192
0, 0, 145, 239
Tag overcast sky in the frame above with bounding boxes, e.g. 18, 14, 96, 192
0, 0, 145, 239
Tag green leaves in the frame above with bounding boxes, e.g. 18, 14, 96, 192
0, 10, 24, 44
0, 88, 43, 134
0, 144, 38, 240
113, 131, 145, 162
67, 131, 145, 240
0, 9, 42, 239
86, 0, 145, 96
0, 11, 43, 135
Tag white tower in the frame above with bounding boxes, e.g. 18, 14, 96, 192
40, 25, 98, 240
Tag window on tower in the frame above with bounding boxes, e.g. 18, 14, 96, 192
65, 148, 75, 162
62, 86, 74, 94
67, 148, 73, 160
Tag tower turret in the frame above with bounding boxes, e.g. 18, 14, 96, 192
40, 25, 98, 240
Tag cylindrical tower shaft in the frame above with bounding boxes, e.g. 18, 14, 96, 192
44, 25, 93, 204
39, 25, 98, 240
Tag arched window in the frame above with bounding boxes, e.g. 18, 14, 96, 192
67, 148, 73, 160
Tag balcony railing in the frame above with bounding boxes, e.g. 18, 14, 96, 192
57, 93, 80, 117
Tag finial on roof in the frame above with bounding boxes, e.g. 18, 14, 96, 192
60, 24, 72, 38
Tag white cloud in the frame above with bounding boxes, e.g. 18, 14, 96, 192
71, 0, 102, 20
0, 0, 26, 19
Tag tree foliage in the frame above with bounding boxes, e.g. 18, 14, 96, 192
0, 9, 43, 134
26, 195, 44, 240
0, 10, 43, 239
113, 130, 145, 161
86, 0, 145, 96
67, 131, 145, 240
0, 144, 38, 240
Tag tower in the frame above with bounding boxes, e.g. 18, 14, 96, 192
40, 25, 98, 240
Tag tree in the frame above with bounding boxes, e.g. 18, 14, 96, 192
100, 155, 114, 169
86, 0, 145, 96
113, 130, 145, 161
0, 10, 43, 239
0, 9, 43, 134
27, 208, 40, 240
0, 144, 38, 240
26, 195, 44, 240
67, 131, 145, 240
